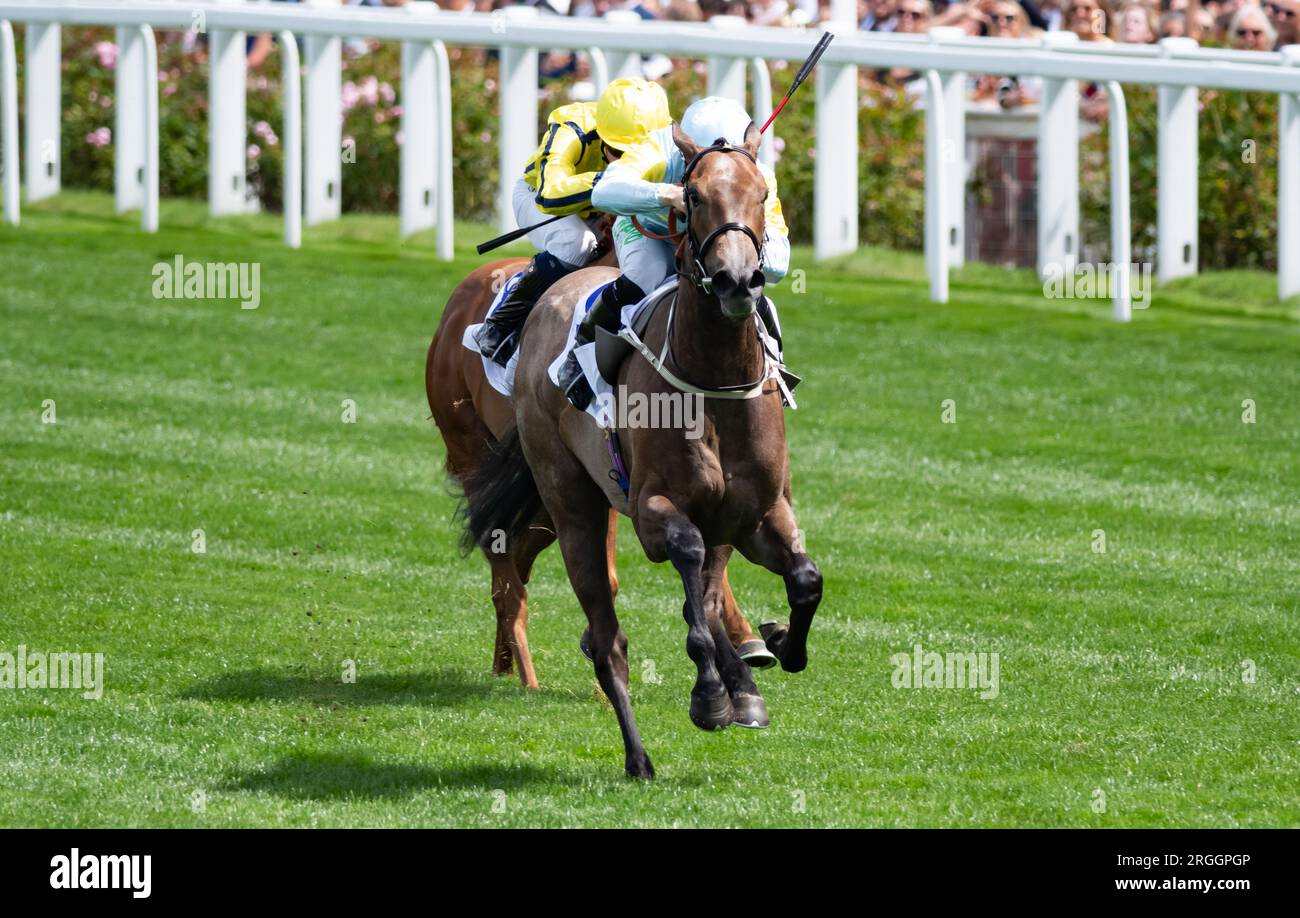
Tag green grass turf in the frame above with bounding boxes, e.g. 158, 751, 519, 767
1, 191, 1297, 827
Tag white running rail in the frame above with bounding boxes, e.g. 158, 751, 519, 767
1, 0, 1298, 312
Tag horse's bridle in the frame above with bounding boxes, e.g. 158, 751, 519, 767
678, 142, 766, 294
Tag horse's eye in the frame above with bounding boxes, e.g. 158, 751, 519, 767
686, 187, 701, 205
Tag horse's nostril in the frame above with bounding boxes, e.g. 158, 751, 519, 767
711, 271, 738, 295
749, 270, 766, 290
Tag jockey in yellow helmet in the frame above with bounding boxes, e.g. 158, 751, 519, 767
471, 78, 671, 367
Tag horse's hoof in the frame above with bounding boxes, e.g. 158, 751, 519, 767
730, 693, 769, 728
579, 627, 593, 662
689, 691, 733, 731
736, 638, 778, 669
759, 620, 789, 657
779, 649, 807, 673
625, 753, 655, 780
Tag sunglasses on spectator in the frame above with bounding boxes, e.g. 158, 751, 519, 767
899, 9, 929, 19
1265, 3, 1296, 18
1235, 27, 1265, 37
991, 12, 1019, 23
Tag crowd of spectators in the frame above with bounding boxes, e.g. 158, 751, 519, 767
253, 0, 1297, 53
239, 0, 1299, 116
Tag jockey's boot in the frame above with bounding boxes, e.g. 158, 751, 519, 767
558, 275, 643, 410
473, 252, 573, 368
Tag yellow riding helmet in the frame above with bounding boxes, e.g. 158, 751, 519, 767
595, 78, 671, 152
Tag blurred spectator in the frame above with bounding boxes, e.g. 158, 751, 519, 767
1036, 0, 1067, 28
751, 0, 794, 24
933, 2, 993, 33
896, 0, 933, 31
1066, 0, 1115, 39
1266, 0, 1298, 45
664, 0, 706, 18
1116, 0, 1158, 39
862, 0, 900, 30
1159, 9, 1188, 33
983, 0, 1033, 36
1230, 3, 1276, 47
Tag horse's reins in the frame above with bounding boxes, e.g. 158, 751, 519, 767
623, 142, 777, 401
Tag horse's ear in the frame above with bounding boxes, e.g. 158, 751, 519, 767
673, 122, 702, 164
742, 121, 761, 158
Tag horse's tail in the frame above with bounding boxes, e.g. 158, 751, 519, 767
457, 427, 542, 556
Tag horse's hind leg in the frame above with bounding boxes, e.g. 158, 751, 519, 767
488, 522, 555, 690
556, 497, 653, 778
703, 548, 767, 728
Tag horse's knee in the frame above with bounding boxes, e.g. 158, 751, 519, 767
786, 558, 822, 608
665, 524, 706, 572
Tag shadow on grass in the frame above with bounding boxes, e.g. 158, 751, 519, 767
224, 750, 574, 800
180, 667, 552, 709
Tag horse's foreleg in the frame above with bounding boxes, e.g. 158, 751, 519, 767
640, 495, 731, 730
736, 500, 822, 674
703, 548, 767, 727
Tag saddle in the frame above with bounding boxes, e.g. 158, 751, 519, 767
592, 283, 801, 404
593, 284, 675, 385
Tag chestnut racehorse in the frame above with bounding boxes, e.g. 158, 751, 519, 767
425, 251, 765, 690
458, 125, 822, 777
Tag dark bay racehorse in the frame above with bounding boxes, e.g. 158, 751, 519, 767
426, 248, 766, 690
460, 124, 822, 777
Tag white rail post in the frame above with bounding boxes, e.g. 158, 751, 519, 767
814, 9, 858, 261
1104, 81, 1131, 321
115, 26, 147, 214
930, 28, 966, 269
304, 0, 342, 225
751, 57, 774, 167
433, 39, 453, 261
589, 47, 609, 94
280, 30, 302, 249
1036, 31, 1080, 280
140, 26, 159, 233
208, 0, 248, 216
496, 4, 539, 233
924, 70, 949, 304
601, 10, 643, 81
24, 23, 60, 203
400, 3, 440, 240
1279, 46, 1300, 300
1156, 37, 1198, 284
0, 20, 16, 226
707, 15, 748, 105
